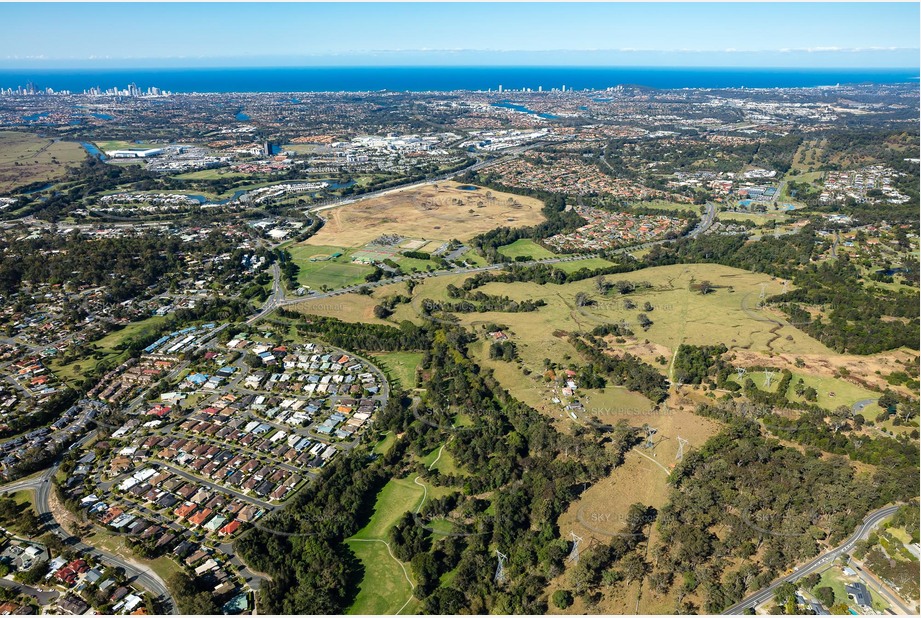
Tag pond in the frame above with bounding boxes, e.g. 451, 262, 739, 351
80, 142, 107, 160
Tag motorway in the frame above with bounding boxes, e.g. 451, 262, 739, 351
722, 504, 902, 615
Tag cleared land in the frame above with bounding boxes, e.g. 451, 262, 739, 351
371, 351, 423, 391
497, 238, 557, 260
303, 181, 545, 247
287, 244, 373, 290
0, 131, 86, 193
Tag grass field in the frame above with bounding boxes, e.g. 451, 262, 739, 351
717, 208, 793, 225
171, 168, 250, 181
0, 131, 86, 193
92, 315, 169, 353
497, 238, 557, 260
287, 244, 374, 290
373, 433, 397, 455
371, 351, 423, 390
95, 140, 167, 152
426, 445, 467, 476
345, 541, 420, 615
787, 371, 882, 416
304, 181, 546, 248
346, 477, 427, 615
551, 257, 618, 273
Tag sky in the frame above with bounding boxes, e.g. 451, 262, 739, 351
0, 2, 918, 68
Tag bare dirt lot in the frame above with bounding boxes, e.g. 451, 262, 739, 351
303, 181, 546, 247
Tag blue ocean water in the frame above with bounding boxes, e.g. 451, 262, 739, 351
0, 66, 917, 93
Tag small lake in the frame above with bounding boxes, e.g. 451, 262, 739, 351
236, 111, 250, 121
21, 112, 50, 121
80, 142, 107, 160
187, 189, 249, 205
91, 113, 113, 120
457, 185, 479, 191
492, 101, 557, 119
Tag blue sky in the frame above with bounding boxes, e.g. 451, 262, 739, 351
1, 2, 918, 67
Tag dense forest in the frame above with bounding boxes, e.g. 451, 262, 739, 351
0, 229, 264, 302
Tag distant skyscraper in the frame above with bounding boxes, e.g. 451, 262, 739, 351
498, 84, 503, 93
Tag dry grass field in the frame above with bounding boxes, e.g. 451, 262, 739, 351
0, 131, 86, 193
303, 181, 545, 247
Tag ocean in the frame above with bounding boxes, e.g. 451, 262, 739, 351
0, 66, 917, 93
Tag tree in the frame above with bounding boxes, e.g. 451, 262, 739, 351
637, 313, 653, 331
552, 589, 574, 609
814, 586, 835, 608
372, 304, 392, 319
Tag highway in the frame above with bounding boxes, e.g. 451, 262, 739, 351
246, 261, 284, 325
722, 504, 902, 615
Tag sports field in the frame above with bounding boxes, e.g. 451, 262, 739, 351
287, 244, 374, 290
303, 181, 546, 247
0, 131, 86, 193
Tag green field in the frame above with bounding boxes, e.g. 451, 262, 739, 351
373, 432, 397, 456
346, 541, 419, 615
718, 208, 793, 225
787, 372, 882, 416
172, 168, 250, 181
0, 131, 87, 193
92, 315, 169, 353
371, 351, 423, 391
445, 264, 835, 387
288, 244, 374, 290
497, 238, 557, 260
346, 477, 426, 615
95, 140, 168, 152
423, 444, 467, 477
551, 257, 618, 273
394, 255, 437, 273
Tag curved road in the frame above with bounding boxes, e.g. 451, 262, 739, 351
722, 504, 902, 615
0, 443, 178, 614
